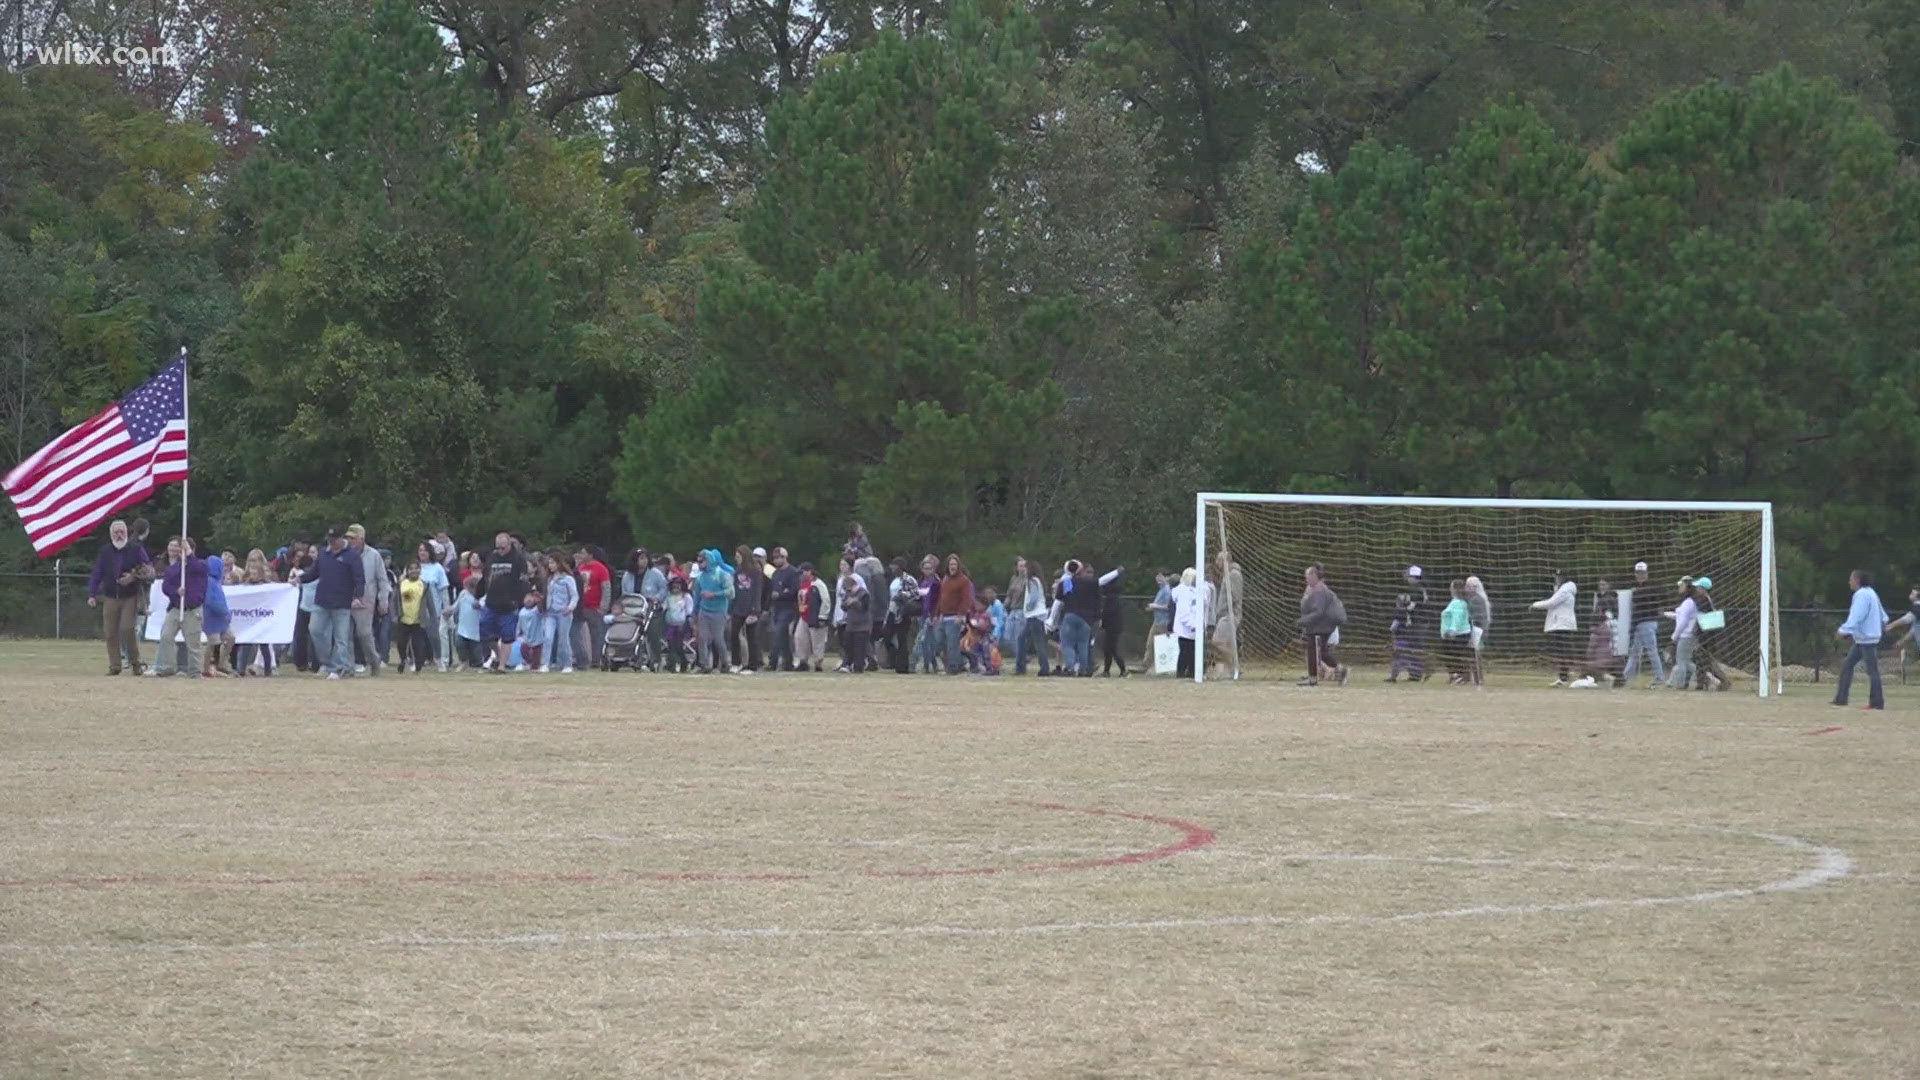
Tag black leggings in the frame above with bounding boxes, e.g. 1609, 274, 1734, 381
892, 617, 914, 673
397, 624, 430, 669
1176, 635, 1195, 678
1101, 614, 1127, 674
1547, 630, 1579, 681
729, 614, 762, 670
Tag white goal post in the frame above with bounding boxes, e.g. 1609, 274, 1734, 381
1193, 493, 1780, 697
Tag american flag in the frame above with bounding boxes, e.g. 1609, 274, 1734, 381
3, 358, 189, 557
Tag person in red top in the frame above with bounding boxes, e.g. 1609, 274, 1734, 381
934, 553, 975, 675
574, 544, 613, 670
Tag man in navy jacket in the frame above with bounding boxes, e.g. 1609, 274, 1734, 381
309, 531, 364, 679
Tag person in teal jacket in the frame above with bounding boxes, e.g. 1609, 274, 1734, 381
1439, 579, 1473, 685
693, 548, 736, 673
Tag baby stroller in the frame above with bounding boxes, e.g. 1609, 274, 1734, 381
602, 594, 655, 671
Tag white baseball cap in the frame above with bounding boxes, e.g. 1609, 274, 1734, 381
1406, 565, 1423, 578
1633, 561, 1648, 572
752, 546, 767, 558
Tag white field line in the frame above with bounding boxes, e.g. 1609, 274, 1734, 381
0, 833, 1853, 955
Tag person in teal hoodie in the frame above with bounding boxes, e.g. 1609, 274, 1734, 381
693, 548, 736, 673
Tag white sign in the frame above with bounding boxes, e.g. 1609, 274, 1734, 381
144, 581, 301, 644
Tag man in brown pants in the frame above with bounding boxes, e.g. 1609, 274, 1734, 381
86, 519, 152, 675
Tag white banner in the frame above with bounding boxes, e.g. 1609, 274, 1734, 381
144, 581, 301, 644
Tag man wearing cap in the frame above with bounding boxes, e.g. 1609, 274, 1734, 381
1389, 565, 1430, 682
345, 524, 388, 675
1832, 570, 1888, 710
1620, 560, 1666, 688
765, 547, 799, 672
309, 530, 363, 679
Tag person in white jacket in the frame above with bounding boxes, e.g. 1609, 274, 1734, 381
1530, 571, 1579, 686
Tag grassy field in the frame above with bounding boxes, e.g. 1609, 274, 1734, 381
2, 640, 1916, 1078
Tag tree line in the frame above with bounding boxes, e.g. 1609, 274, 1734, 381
2, 0, 1917, 607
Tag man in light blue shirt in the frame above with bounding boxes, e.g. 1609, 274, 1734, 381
1832, 569, 1888, 710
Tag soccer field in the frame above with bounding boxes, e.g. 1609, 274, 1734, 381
3, 642, 1916, 1077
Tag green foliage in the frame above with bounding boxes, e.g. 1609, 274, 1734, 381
1211, 67, 1920, 603
5, 3, 1920, 610
616, 1, 1062, 557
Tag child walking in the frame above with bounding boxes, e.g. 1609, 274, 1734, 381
518, 589, 548, 672
395, 561, 431, 672
662, 577, 692, 672
448, 574, 484, 670
544, 551, 580, 674
236, 548, 278, 676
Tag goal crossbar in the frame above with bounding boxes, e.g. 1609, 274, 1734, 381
1193, 493, 1778, 697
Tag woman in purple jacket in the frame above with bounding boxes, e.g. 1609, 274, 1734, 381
913, 554, 942, 673
152, 537, 210, 678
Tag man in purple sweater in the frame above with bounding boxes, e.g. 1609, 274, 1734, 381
152, 536, 210, 678
86, 519, 151, 675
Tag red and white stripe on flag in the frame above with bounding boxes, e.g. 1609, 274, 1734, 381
2, 358, 189, 558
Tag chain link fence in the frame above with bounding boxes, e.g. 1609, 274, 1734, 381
0, 568, 98, 639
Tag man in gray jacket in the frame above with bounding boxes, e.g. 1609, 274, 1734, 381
1297, 563, 1348, 687
346, 523, 389, 675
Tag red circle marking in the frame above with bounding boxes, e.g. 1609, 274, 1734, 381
0, 800, 1215, 890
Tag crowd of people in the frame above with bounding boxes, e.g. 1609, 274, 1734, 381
87, 521, 1197, 681
81, 517, 1915, 709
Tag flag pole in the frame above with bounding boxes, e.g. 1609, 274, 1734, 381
178, 346, 189, 545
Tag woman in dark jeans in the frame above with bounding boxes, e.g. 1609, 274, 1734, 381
1099, 566, 1129, 676
290, 554, 319, 672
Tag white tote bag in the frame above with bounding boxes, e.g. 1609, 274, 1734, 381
1153, 633, 1179, 675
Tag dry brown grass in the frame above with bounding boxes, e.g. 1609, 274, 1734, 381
2, 641, 1917, 1078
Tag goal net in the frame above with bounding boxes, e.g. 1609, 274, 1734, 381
1194, 494, 1781, 696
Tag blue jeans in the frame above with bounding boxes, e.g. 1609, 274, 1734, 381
917, 618, 940, 668
1015, 616, 1050, 675
1060, 613, 1092, 675
939, 615, 965, 673
1833, 642, 1884, 708
1622, 620, 1665, 684
1667, 636, 1697, 689
546, 613, 574, 669
310, 607, 354, 675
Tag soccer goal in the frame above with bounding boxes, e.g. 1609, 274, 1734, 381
1193, 493, 1781, 696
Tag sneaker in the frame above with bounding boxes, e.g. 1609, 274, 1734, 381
1337, 667, 1350, 686
558, 667, 574, 674
1569, 676, 1598, 689
354, 664, 368, 674
326, 672, 341, 680
1550, 678, 1569, 688
1295, 678, 1318, 687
